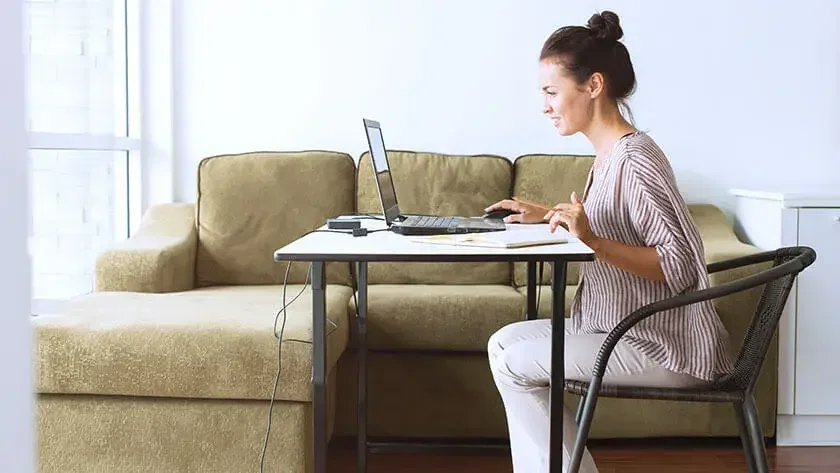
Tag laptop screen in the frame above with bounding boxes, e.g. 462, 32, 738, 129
363, 119, 401, 224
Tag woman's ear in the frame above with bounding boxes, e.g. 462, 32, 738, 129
588, 72, 605, 99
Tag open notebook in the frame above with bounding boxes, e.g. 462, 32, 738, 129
410, 224, 570, 249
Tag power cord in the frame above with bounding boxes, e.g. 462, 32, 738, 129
260, 261, 310, 473
259, 223, 384, 471
314, 228, 390, 237
537, 261, 544, 317
349, 262, 360, 321
336, 212, 385, 221
259, 257, 345, 472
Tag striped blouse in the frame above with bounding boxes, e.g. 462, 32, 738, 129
567, 131, 734, 382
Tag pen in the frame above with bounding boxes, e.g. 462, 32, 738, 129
512, 196, 552, 212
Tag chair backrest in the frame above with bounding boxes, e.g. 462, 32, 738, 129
715, 247, 817, 391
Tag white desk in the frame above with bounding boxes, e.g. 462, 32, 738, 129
275, 220, 594, 261
274, 221, 594, 473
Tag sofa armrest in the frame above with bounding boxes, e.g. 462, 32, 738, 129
692, 204, 772, 353
691, 204, 765, 279
94, 203, 197, 293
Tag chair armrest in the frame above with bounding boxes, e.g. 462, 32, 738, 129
590, 247, 813, 379
94, 203, 197, 293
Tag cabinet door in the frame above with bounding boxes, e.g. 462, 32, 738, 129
795, 208, 840, 415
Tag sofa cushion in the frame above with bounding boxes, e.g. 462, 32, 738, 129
515, 285, 578, 319
356, 285, 526, 351
196, 151, 355, 286
356, 151, 512, 285
511, 154, 594, 287
34, 285, 353, 403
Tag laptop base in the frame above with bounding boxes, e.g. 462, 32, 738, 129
389, 216, 505, 236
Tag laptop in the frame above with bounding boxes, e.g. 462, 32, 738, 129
362, 118, 506, 235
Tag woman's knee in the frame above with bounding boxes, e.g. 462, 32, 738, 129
488, 323, 551, 390
488, 322, 513, 360
487, 319, 551, 357
490, 339, 550, 390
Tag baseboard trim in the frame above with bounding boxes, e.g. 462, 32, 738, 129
777, 415, 840, 446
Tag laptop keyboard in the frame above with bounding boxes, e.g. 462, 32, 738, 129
405, 216, 457, 228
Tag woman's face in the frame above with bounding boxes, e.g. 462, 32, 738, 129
539, 59, 594, 136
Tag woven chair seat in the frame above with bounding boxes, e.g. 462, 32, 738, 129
563, 379, 744, 403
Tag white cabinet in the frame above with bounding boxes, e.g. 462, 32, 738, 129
795, 209, 840, 414
732, 189, 840, 446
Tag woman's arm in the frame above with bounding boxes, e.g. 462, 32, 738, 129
582, 235, 666, 282
548, 195, 666, 282
548, 158, 697, 291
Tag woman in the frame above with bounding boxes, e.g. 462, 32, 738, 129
484, 11, 734, 473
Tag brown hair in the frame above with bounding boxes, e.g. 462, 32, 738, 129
540, 11, 636, 120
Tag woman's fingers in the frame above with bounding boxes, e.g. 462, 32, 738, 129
483, 200, 504, 212
512, 197, 551, 212
549, 211, 569, 232
485, 199, 517, 213
544, 202, 573, 219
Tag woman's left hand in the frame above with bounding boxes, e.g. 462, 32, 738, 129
544, 192, 598, 244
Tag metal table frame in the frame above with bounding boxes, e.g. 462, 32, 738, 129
301, 257, 580, 473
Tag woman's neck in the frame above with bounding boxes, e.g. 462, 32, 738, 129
582, 102, 637, 161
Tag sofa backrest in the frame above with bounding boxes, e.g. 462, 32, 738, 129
510, 154, 594, 287
195, 151, 356, 286
190, 150, 741, 292
356, 150, 512, 284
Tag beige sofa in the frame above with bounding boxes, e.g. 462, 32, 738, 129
34, 149, 771, 473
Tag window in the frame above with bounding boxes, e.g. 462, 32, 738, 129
26, 0, 141, 314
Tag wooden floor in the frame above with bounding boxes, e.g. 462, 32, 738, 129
328, 438, 840, 473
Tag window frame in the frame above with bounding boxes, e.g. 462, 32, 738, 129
26, 0, 144, 315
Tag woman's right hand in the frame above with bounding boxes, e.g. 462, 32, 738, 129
483, 198, 551, 224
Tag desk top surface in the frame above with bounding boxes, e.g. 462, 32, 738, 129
273, 220, 595, 262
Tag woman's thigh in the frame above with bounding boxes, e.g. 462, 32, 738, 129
489, 319, 704, 388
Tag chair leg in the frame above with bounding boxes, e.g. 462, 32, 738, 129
742, 394, 770, 473
568, 377, 601, 473
575, 396, 584, 425
734, 401, 758, 473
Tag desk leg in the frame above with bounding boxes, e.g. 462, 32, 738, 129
549, 260, 566, 473
356, 262, 368, 473
311, 262, 328, 473
526, 261, 537, 320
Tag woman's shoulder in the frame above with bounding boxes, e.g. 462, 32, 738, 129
614, 131, 675, 181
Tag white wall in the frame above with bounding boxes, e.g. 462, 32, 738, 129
173, 0, 840, 211
0, 0, 34, 471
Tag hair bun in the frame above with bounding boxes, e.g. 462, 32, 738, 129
587, 11, 623, 41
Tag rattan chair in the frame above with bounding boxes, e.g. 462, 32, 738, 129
564, 246, 817, 473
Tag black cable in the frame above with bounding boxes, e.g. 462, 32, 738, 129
538, 261, 544, 317
349, 263, 359, 321
313, 229, 357, 234
312, 228, 390, 237
336, 212, 385, 221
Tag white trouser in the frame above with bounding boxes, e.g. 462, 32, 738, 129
487, 319, 706, 473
